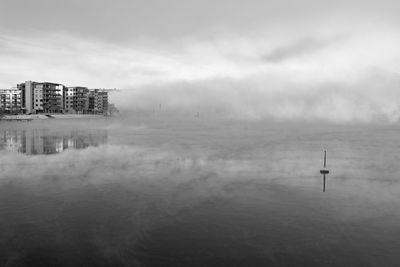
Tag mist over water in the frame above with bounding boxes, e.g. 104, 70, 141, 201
1, 117, 400, 266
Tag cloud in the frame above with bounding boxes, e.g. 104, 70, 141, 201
262, 37, 337, 63
1, 19, 400, 122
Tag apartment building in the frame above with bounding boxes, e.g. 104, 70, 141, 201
75, 87, 89, 113
4, 81, 111, 115
64, 87, 76, 113
0, 88, 22, 114
18, 81, 65, 114
88, 89, 108, 114
64, 86, 89, 114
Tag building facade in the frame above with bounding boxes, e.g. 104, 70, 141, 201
18, 81, 65, 114
88, 89, 108, 114
64, 87, 89, 114
64, 87, 76, 113
0, 88, 22, 114
7, 81, 110, 115
43, 83, 64, 113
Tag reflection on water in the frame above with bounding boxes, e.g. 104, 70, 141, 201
1, 120, 400, 266
0, 128, 108, 155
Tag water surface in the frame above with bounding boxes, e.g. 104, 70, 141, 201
0, 117, 399, 266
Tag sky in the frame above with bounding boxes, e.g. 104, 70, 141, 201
1, 0, 400, 122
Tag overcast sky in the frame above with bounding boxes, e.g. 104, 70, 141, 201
1, 0, 400, 122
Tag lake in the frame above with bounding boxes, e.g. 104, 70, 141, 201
0, 116, 399, 266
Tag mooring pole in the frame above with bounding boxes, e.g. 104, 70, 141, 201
320, 150, 329, 192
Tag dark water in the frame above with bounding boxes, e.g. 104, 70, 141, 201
0, 118, 400, 266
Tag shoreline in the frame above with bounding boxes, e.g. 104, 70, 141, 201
0, 114, 108, 121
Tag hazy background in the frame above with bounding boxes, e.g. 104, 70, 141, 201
1, 0, 400, 122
